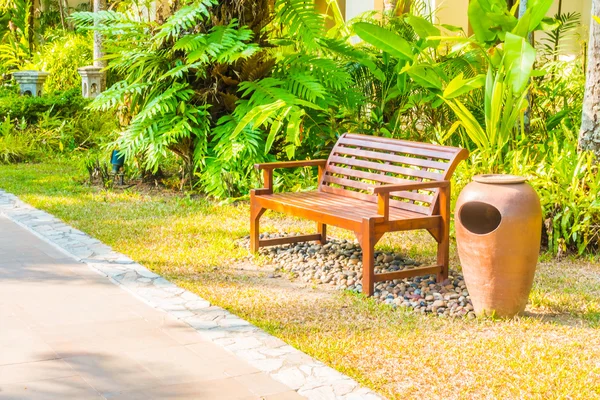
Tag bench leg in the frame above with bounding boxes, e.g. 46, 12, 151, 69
250, 202, 266, 253
436, 233, 449, 283
317, 223, 327, 245
436, 185, 450, 283
359, 218, 376, 297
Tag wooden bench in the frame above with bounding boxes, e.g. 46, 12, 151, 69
250, 133, 468, 296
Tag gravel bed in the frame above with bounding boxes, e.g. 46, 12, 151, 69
243, 233, 475, 318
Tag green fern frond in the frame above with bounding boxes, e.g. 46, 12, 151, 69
134, 83, 193, 123
274, 0, 324, 49
70, 10, 128, 27
239, 78, 297, 106
239, 52, 276, 81
154, 0, 217, 44
285, 72, 326, 102
283, 54, 352, 91
88, 81, 152, 111
187, 21, 258, 64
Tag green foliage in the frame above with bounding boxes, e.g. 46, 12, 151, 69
72, 0, 273, 193
505, 129, 600, 255
0, 88, 88, 123
467, 0, 553, 45
444, 33, 535, 170
0, 107, 117, 164
539, 11, 581, 60
54, 0, 596, 257
0, 0, 32, 75
531, 58, 584, 144
30, 31, 93, 92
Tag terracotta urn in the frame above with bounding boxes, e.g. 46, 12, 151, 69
455, 174, 542, 318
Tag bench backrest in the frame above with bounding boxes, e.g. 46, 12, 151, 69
319, 133, 469, 216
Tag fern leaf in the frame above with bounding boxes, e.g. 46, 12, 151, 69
274, 0, 324, 49
286, 72, 326, 102
154, 0, 217, 44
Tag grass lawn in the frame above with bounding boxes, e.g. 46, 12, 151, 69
1, 157, 599, 399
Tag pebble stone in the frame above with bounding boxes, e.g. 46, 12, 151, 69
244, 233, 475, 319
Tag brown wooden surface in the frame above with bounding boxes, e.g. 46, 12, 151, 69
255, 159, 327, 170
250, 133, 469, 296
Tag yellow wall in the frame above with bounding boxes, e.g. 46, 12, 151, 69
435, 0, 470, 34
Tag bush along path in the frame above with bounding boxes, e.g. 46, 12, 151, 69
0, 189, 382, 400
245, 234, 474, 318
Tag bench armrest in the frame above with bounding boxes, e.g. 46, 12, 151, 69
371, 180, 450, 222
370, 180, 450, 195
254, 160, 327, 171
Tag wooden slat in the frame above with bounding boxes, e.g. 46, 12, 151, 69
321, 183, 430, 215
256, 191, 434, 229
327, 165, 412, 186
376, 216, 443, 233
340, 138, 455, 160
320, 184, 431, 215
329, 155, 444, 181
333, 146, 449, 171
323, 175, 373, 192
373, 265, 441, 282
255, 159, 327, 170
344, 133, 461, 155
388, 199, 431, 215
326, 167, 434, 203
321, 185, 377, 204
259, 234, 322, 247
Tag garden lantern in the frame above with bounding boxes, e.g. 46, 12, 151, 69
111, 150, 125, 185
12, 70, 49, 97
77, 66, 104, 99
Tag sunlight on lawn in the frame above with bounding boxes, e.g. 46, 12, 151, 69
1, 159, 599, 399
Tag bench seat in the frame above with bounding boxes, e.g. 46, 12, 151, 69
255, 191, 436, 230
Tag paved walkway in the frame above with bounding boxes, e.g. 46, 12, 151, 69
0, 191, 381, 400
0, 216, 297, 399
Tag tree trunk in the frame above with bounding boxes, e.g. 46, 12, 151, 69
579, 0, 600, 156
93, 0, 107, 90
27, 0, 34, 54
56, 0, 66, 30
155, 0, 171, 23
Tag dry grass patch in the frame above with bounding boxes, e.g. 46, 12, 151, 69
1, 159, 599, 399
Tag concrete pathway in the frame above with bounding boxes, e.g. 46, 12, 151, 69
0, 191, 381, 400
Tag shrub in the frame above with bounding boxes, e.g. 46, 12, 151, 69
30, 31, 94, 93
0, 88, 89, 123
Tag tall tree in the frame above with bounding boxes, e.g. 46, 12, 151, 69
579, 0, 600, 156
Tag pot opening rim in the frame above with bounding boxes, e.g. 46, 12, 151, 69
473, 174, 526, 184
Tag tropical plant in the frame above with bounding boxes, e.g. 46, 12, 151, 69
0, 0, 33, 74
29, 31, 93, 92
443, 32, 535, 170
539, 11, 581, 61
72, 0, 274, 189
520, 129, 600, 255
467, 0, 554, 47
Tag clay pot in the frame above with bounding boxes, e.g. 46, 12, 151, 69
455, 174, 542, 318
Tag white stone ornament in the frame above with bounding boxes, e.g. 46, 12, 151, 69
77, 66, 104, 98
12, 70, 50, 97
